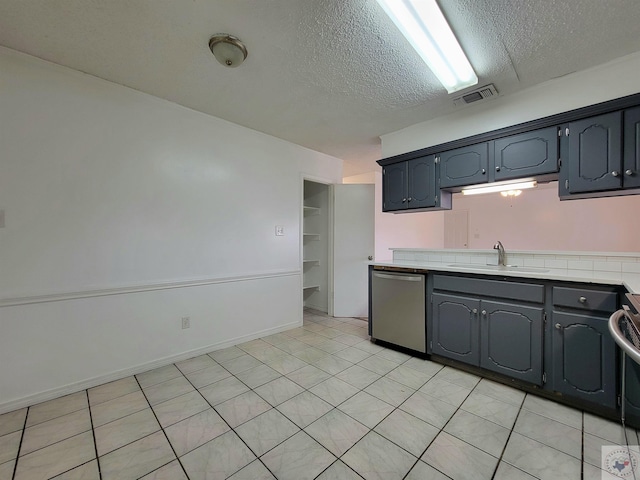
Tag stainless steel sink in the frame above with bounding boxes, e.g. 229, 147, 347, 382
448, 263, 549, 273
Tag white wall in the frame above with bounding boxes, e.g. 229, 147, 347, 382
0, 47, 342, 412
378, 51, 640, 253
344, 172, 443, 261
454, 183, 640, 252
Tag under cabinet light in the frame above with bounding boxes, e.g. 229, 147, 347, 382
376, 0, 478, 93
461, 181, 537, 196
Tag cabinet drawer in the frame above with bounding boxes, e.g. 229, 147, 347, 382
552, 286, 618, 313
433, 274, 544, 303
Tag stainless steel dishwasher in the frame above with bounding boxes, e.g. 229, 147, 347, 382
371, 268, 426, 353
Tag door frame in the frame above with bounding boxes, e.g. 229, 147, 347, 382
301, 174, 335, 317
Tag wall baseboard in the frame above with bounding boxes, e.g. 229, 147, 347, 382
0, 319, 301, 415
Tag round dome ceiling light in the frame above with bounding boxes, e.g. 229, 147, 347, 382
209, 34, 248, 68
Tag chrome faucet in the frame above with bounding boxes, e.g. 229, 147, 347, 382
494, 241, 506, 266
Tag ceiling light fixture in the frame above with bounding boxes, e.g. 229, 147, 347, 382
376, 0, 478, 93
209, 34, 247, 68
461, 180, 537, 196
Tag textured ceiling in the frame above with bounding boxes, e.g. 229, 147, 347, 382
1, 0, 640, 176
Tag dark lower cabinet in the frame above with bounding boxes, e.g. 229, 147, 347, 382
551, 311, 617, 409
431, 292, 543, 386
432, 293, 480, 365
624, 357, 640, 424
481, 300, 543, 385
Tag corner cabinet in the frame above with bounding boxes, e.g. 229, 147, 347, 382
430, 275, 544, 385
559, 107, 640, 198
550, 285, 619, 409
382, 155, 451, 212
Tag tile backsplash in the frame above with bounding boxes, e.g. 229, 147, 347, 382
391, 249, 640, 273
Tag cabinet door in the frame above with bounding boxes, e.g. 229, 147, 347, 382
439, 143, 489, 189
407, 155, 436, 209
493, 127, 559, 181
551, 311, 616, 408
382, 162, 408, 211
566, 112, 623, 193
431, 293, 480, 365
624, 357, 640, 425
624, 106, 640, 189
480, 300, 544, 385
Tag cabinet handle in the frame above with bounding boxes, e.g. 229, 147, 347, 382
481, 310, 487, 316
579, 296, 587, 304
555, 323, 562, 330
626, 169, 634, 176
481, 169, 486, 174
368, 255, 373, 261
408, 197, 412, 202
495, 166, 500, 172
612, 171, 620, 177
402, 198, 407, 203
472, 308, 478, 314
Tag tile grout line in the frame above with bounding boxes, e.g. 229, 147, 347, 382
135, 368, 193, 480
85, 389, 103, 480
10, 405, 29, 480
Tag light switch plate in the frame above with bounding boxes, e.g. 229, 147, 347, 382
275, 225, 284, 236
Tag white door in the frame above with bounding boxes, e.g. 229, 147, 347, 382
331, 184, 375, 318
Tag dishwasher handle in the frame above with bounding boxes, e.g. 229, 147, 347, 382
372, 272, 423, 282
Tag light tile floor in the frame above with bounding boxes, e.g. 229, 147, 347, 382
1, 309, 638, 479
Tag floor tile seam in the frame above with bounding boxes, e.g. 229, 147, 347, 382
16, 425, 98, 465
512, 416, 584, 457
135, 375, 193, 480
491, 403, 542, 479
23, 401, 89, 430
8, 402, 29, 480
175, 359, 223, 377
311, 459, 365, 480
518, 404, 584, 431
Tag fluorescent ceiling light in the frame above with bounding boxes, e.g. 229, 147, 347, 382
376, 0, 478, 93
462, 181, 537, 196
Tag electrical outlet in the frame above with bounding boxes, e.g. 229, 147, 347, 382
181, 317, 190, 329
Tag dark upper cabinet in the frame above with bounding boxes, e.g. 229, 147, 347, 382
561, 111, 623, 194
624, 106, 640, 189
407, 156, 436, 209
439, 143, 489, 189
551, 311, 616, 409
382, 155, 447, 212
382, 162, 407, 212
493, 127, 559, 181
480, 300, 543, 385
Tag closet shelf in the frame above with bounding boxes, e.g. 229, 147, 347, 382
303, 206, 321, 216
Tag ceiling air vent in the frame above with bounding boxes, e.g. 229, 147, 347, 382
453, 84, 498, 106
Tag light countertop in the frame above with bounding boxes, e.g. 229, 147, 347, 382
370, 260, 640, 294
